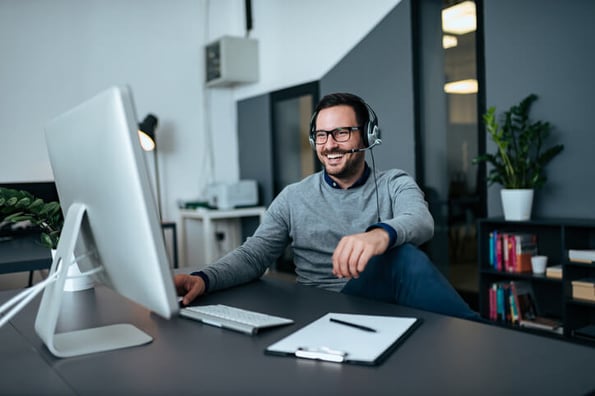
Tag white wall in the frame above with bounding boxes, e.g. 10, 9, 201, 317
0, 0, 208, 223
0, 0, 400, 222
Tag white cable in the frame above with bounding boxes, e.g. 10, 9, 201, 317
0, 250, 102, 328
0, 270, 59, 328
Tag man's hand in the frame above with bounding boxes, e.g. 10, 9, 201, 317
174, 274, 206, 306
332, 228, 390, 279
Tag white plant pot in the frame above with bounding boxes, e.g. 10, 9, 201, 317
51, 249, 95, 292
500, 189, 534, 221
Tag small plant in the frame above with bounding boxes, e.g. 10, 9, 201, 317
473, 94, 564, 189
0, 187, 63, 249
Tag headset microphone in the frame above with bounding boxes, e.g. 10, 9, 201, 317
347, 139, 382, 153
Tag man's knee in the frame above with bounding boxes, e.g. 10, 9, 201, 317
386, 244, 436, 278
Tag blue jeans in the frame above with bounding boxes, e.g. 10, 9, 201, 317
341, 244, 479, 320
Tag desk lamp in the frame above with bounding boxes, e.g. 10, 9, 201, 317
138, 114, 162, 220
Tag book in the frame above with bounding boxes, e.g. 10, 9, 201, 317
495, 232, 503, 271
509, 281, 537, 322
568, 249, 595, 263
489, 231, 495, 268
511, 233, 537, 272
488, 281, 533, 325
505, 234, 513, 272
489, 283, 498, 321
519, 316, 563, 334
545, 264, 562, 279
571, 278, 595, 302
490, 231, 537, 272
495, 282, 512, 322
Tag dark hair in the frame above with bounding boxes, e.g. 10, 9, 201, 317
311, 92, 369, 130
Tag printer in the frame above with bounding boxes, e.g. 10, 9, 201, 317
206, 180, 259, 210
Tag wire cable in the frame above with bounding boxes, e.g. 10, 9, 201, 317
0, 250, 101, 328
369, 149, 381, 223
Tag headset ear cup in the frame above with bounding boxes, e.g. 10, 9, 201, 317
368, 125, 380, 147
309, 110, 318, 150
364, 103, 379, 148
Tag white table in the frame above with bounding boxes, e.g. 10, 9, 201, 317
178, 207, 266, 267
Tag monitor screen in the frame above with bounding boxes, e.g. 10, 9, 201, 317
37, 86, 179, 357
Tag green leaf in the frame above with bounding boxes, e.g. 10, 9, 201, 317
473, 94, 564, 189
15, 197, 32, 209
0, 187, 64, 244
40, 233, 55, 249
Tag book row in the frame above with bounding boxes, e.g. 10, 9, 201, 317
568, 249, 595, 263
487, 280, 534, 323
487, 281, 562, 333
488, 231, 537, 273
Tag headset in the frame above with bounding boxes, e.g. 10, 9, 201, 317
308, 100, 382, 151
309, 96, 383, 222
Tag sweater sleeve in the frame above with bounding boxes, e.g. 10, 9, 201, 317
380, 171, 434, 247
199, 191, 292, 292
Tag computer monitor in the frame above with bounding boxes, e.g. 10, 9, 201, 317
36, 86, 179, 358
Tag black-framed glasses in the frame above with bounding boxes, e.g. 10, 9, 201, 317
313, 127, 361, 145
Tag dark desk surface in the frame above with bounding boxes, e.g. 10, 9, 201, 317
2, 276, 595, 395
0, 234, 52, 274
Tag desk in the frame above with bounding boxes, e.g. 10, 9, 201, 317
178, 207, 266, 267
0, 225, 178, 286
2, 276, 594, 395
0, 234, 52, 287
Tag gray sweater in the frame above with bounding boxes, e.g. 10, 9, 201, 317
201, 168, 434, 293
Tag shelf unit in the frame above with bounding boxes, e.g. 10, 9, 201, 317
478, 218, 595, 344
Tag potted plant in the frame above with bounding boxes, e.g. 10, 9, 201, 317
0, 187, 63, 248
1, 186, 93, 290
473, 94, 564, 220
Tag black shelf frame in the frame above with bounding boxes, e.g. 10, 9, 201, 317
478, 217, 595, 345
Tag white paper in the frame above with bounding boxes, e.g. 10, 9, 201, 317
266, 312, 418, 364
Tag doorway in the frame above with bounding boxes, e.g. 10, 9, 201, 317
414, 0, 484, 309
270, 81, 320, 272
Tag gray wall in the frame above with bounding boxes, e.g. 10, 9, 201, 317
320, 0, 416, 175
483, 0, 595, 218
237, 93, 273, 239
237, 94, 274, 206
238, 0, 595, 221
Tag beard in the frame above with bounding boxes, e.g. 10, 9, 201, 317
319, 149, 365, 181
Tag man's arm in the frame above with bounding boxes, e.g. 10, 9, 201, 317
332, 227, 389, 279
176, 188, 293, 304
382, 172, 434, 247
332, 171, 433, 279
175, 273, 206, 306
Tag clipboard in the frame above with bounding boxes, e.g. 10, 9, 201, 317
265, 313, 420, 366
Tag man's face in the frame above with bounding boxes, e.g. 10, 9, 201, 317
314, 105, 366, 184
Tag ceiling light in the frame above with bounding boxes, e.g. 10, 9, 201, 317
442, 1, 476, 35
443, 35, 458, 49
444, 79, 478, 94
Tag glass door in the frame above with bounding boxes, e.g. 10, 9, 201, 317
415, 0, 483, 308
270, 81, 319, 272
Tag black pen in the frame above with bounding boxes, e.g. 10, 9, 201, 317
330, 317, 377, 333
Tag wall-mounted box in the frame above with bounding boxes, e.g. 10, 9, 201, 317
205, 36, 258, 87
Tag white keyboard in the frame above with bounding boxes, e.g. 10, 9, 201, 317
180, 304, 294, 335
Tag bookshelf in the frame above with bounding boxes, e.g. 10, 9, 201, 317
478, 218, 595, 344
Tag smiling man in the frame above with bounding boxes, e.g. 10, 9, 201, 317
314, 104, 364, 186
175, 93, 478, 320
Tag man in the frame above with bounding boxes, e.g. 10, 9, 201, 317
175, 93, 477, 320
